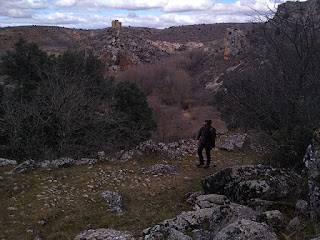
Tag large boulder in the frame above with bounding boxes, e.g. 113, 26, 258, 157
213, 219, 278, 240
195, 194, 230, 210
143, 208, 217, 239
256, 210, 286, 232
224, 28, 248, 60
167, 229, 192, 240
202, 165, 302, 204
73, 228, 135, 240
142, 194, 272, 240
220, 134, 251, 151
100, 191, 125, 213
209, 203, 259, 234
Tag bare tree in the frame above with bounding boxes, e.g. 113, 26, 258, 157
216, 1, 320, 170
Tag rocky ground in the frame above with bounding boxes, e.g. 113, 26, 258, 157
1, 133, 320, 240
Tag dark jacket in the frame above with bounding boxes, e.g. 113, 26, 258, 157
197, 126, 216, 148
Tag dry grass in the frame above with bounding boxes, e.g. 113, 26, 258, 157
0, 145, 319, 240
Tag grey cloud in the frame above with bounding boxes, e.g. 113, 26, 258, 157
0, 0, 297, 29
127, 12, 137, 18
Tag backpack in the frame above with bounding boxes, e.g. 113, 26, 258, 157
210, 127, 216, 147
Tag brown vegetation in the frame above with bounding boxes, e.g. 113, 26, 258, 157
117, 49, 227, 142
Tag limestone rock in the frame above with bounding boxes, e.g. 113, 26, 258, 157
224, 28, 247, 60
167, 229, 192, 240
287, 217, 301, 231
202, 165, 302, 204
11, 160, 37, 173
100, 191, 124, 213
247, 198, 278, 211
143, 208, 217, 239
295, 199, 309, 220
192, 229, 214, 240
220, 133, 251, 151
115, 139, 197, 161
144, 164, 179, 175
185, 191, 203, 205
39, 157, 75, 168
97, 151, 106, 161
214, 219, 278, 240
303, 128, 320, 223
209, 203, 258, 234
256, 210, 285, 232
0, 158, 17, 166
195, 194, 230, 210
73, 228, 135, 240
274, 0, 320, 22
75, 158, 99, 166
171, 208, 217, 232
143, 197, 261, 240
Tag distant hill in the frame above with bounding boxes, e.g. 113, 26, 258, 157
0, 23, 257, 72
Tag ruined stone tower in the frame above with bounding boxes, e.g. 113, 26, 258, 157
111, 20, 122, 29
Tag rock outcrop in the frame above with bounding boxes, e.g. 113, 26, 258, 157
100, 191, 125, 213
144, 164, 179, 175
274, 0, 320, 22
256, 210, 285, 232
73, 164, 305, 239
74, 228, 135, 240
0, 158, 17, 166
82, 28, 169, 72
295, 199, 309, 220
11, 160, 37, 173
214, 219, 278, 240
8, 157, 99, 174
220, 133, 251, 151
116, 139, 198, 162
201, 165, 302, 204
303, 128, 320, 223
224, 28, 247, 60
142, 193, 279, 240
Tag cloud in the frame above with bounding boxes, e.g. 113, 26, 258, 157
50, 0, 215, 12
53, 0, 77, 8
0, 0, 307, 29
127, 12, 137, 18
0, 0, 47, 17
163, 0, 215, 12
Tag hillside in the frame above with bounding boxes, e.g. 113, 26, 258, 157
0, 136, 259, 239
1, 1, 320, 239
0, 22, 255, 141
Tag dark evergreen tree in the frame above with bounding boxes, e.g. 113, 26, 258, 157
0, 40, 156, 160
0, 38, 50, 101
110, 81, 157, 149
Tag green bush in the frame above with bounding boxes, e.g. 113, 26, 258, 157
0, 40, 156, 161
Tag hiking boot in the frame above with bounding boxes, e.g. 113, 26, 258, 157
197, 163, 204, 167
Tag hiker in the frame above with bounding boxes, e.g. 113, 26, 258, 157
197, 120, 216, 168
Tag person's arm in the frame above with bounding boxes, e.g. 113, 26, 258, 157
197, 127, 202, 144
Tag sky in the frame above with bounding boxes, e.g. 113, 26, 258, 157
0, 0, 306, 29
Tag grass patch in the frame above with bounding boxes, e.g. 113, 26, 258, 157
0, 146, 314, 240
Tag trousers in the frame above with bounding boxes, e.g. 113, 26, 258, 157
198, 143, 211, 166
